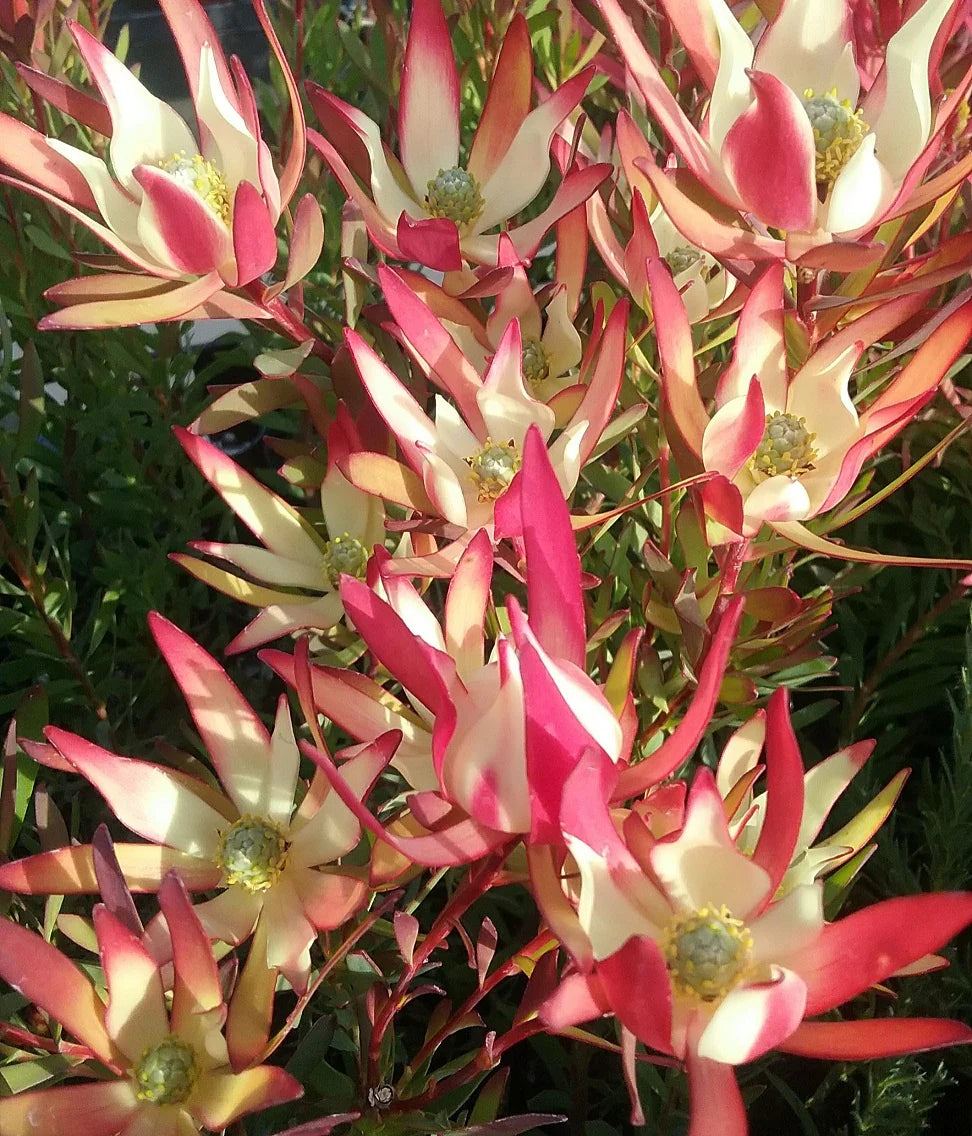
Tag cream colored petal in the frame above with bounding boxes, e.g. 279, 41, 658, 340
705, 0, 756, 153
541, 289, 583, 377
193, 887, 263, 945
106, 83, 196, 196
869, 0, 953, 182
261, 876, 316, 989
46, 140, 147, 253
263, 698, 300, 827
751, 883, 824, 963
787, 341, 860, 454
741, 475, 812, 535
546, 421, 586, 496
821, 134, 894, 234
202, 544, 327, 590
195, 45, 260, 192
320, 462, 383, 547
755, 0, 859, 105
287, 750, 375, 867
566, 836, 668, 961
432, 395, 482, 464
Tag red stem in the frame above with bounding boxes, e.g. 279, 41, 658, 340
367, 853, 504, 1085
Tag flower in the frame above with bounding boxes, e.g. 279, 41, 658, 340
266, 429, 635, 864
340, 273, 629, 570
717, 709, 907, 896
542, 691, 972, 1133
584, 111, 733, 322
306, 0, 609, 269
597, 0, 970, 261
385, 257, 584, 403
0, 0, 312, 327
0, 874, 301, 1134
0, 615, 386, 1061
172, 411, 384, 653
652, 259, 972, 537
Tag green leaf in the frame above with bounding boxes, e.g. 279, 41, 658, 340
24, 225, 73, 263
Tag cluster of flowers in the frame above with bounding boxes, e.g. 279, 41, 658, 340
1, 0, 972, 1132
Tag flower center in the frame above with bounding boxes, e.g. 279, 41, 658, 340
133, 1036, 198, 1106
464, 437, 521, 502
749, 412, 818, 480
662, 905, 753, 1002
157, 152, 232, 224
424, 167, 485, 227
520, 336, 550, 388
323, 533, 368, 588
801, 89, 868, 187
664, 245, 703, 275
215, 815, 289, 892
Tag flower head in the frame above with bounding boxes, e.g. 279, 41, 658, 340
306, 0, 608, 269
340, 270, 629, 568
0, 615, 388, 1062
597, 0, 967, 260
0, 875, 301, 1135
543, 690, 972, 1132
652, 259, 972, 537
173, 411, 384, 654
0, 0, 309, 327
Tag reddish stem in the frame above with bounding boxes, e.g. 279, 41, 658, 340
367, 853, 504, 1085
246, 286, 334, 362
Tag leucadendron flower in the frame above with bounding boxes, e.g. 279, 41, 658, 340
0, 615, 388, 1065
0, 0, 314, 327
542, 691, 972, 1136
0, 874, 301, 1135
340, 283, 629, 574
173, 412, 384, 654
651, 258, 972, 543
306, 0, 609, 269
597, 0, 970, 262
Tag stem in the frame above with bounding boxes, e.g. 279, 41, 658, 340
392, 1018, 549, 1114
367, 853, 504, 1086
710, 538, 750, 625
396, 929, 555, 1093
0, 471, 110, 728
245, 283, 334, 362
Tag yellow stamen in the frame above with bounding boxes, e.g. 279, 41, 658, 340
157, 151, 232, 225
215, 814, 289, 892
661, 904, 753, 1002
749, 411, 818, 480
801, 89, 868, 187
464, 437, 521, 502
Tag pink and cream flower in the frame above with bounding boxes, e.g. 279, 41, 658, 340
0, 874, 301, 1135
267, 430, 634, 864
341, 289, 628, 570
543, 691, 972, 1134
653, 259, 972, 538
172, 414, 384, 654
597, 0, 970, 261
0, 0, 311, 327
306, 0, 609, 270
0, 615, 385, 1057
